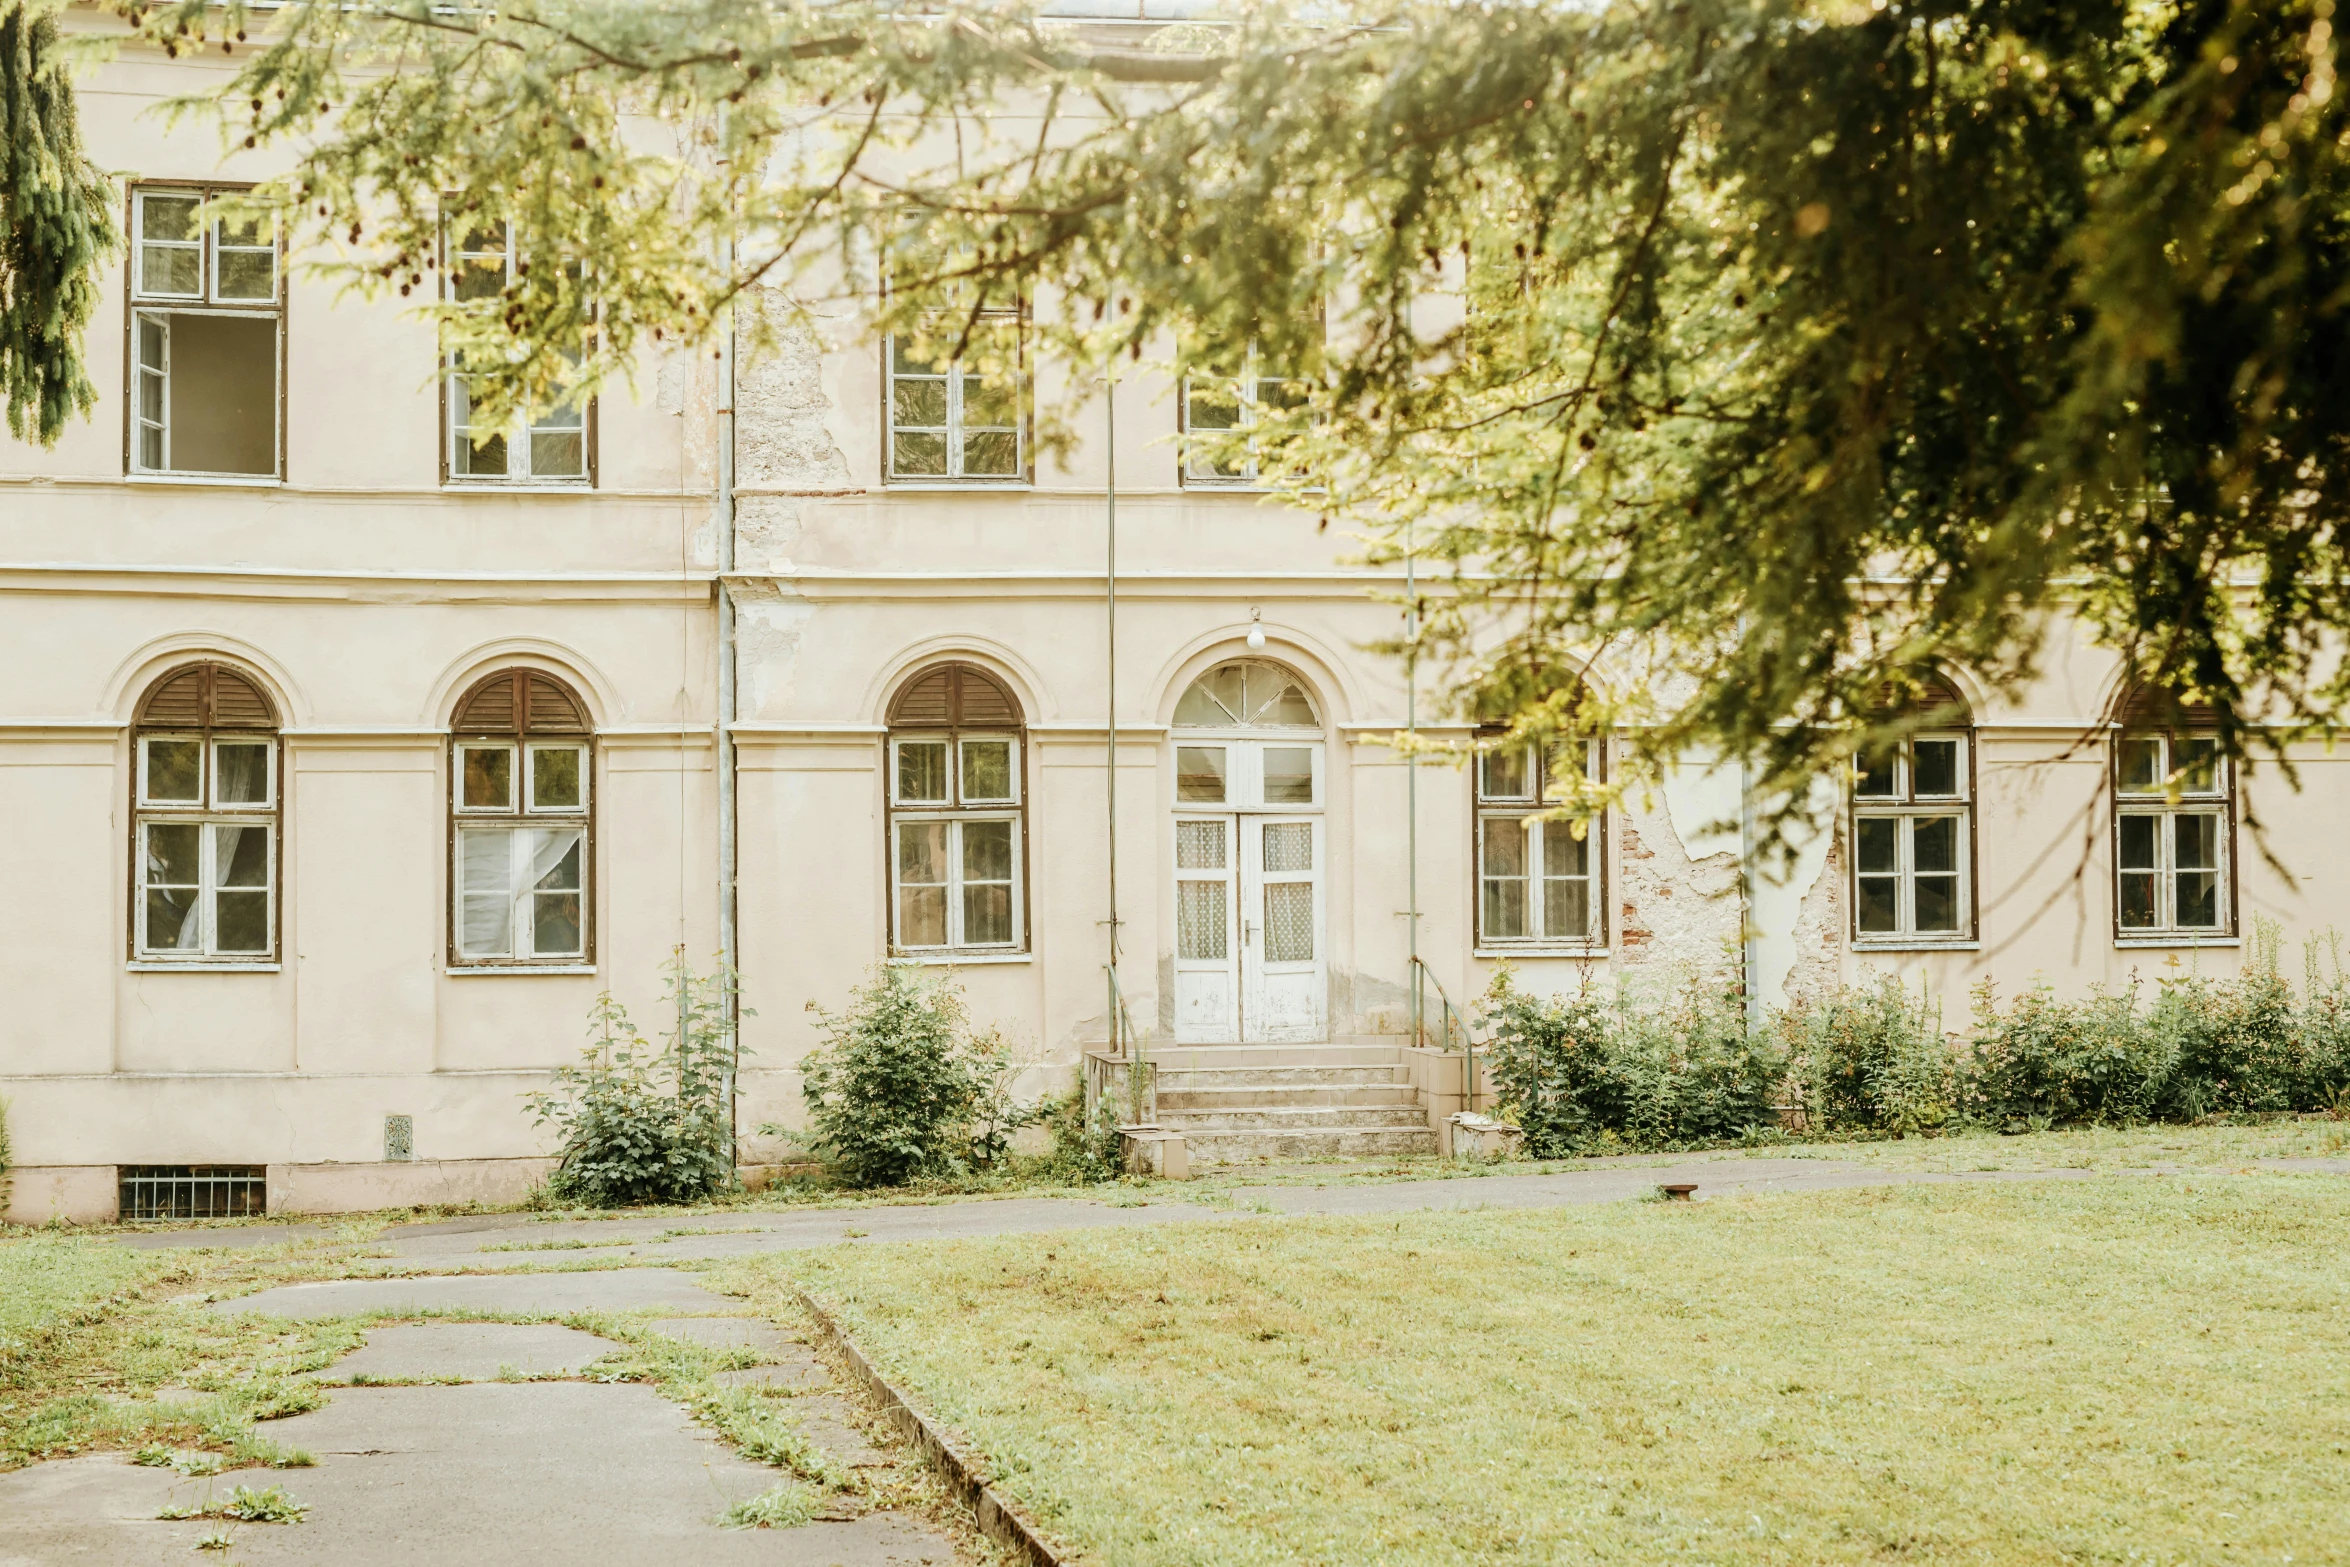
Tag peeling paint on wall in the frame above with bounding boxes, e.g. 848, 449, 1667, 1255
730, 579, 818, 719
1618, 789, 1742, 974
737, 291, 850, 491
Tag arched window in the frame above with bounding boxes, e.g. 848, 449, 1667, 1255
450, 669, 592, 966
887, 662, 1025, 954
2112, 685, 2232, 939
133, 662, 280, 962
1851, 673, 1974, 945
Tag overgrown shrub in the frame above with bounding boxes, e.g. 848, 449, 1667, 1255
793, 966, 1043, 1187
0, 1093, 12, 1219
525, 954, 745, 1207
1796, 976, 1956, 1134
1963, 980, 2170, 1128
1481, 969, 1782, 1155
2297, 940, 2350, 1113
2148, 928, 2302, 1117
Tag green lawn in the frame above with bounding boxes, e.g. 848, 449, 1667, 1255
743, 1176, 2350, 1566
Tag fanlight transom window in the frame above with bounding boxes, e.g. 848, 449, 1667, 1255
1174, 660, 1320, 729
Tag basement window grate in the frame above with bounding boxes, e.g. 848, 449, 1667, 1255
118, 1166, 267, 1222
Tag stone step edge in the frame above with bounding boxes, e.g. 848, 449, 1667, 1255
800, 1288, 1063, 1567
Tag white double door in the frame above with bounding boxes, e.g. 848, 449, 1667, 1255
1172, 812, 1327, 1043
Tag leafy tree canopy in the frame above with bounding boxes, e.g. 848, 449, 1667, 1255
16, 0, 2350, 839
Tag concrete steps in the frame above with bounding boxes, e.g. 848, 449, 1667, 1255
1143, 1039, 1438, 1164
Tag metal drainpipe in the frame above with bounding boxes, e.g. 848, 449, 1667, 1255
1405, 521, 1421, 1051
1103, 374, 1124, 1095
716, 229, 740, 1147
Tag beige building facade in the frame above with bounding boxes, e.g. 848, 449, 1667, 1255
6, 38, 2341, 1222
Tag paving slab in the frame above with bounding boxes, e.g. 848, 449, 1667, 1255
649, 1316, 801, 1358
785, 1393, 894, 1469
113, 1223, 334, 1251
212, 1269, 731, 1320
0, 1383, 955, 1566
322, 1323, 620, 1383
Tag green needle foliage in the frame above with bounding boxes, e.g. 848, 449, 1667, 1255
0, 0, 119, 446
32, 1, 2350, 837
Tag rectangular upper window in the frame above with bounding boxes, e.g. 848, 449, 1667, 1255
886, 315, 1026, 483
127, 186, 282, 479
443, 221, 593, 485
1181, 345, 1300, 486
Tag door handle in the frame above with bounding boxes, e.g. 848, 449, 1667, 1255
1245, 920, 1257, 944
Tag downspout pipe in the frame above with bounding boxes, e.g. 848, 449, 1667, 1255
716, 224, 740, 1149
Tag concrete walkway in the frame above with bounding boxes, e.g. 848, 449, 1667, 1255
2, 1301, 959, 1564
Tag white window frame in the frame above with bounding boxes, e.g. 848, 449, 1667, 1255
1180, 344, 1294, 486
884, 313, 1028, 484
132, 731, 279, 962
442, 219, 592, 487
1850, 733, 1974, 946
455, 825, 589, 962
127, 184, 282, 480
887, 730, 1025, 954
450, 730, 592, 967
1474, 739, 1605, 950
2114, 731, 2231, 938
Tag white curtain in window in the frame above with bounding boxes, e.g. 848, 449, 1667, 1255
460, 830, 514, 956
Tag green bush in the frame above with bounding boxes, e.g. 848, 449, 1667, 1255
1, 1092, 12, 1219
2296, 941, 2350, 1113
1795, 975, 1955, 1134
2148, 928, 2302, 1117
1481, 969, 1782, 1155
1962, 980, 2171, 1128
525, 953, 746, 1207
794, 966, 1043, 1188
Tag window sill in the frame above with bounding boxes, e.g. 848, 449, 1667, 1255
126, 961, 280, 973
441, 482, 595, 494
2114, 936, 2240, 950
887, 952, 1032, 966
1851, 941, 1982, 954
881, 479, 1033, 492
446, 964, 600, 976
125, 473, 282, 489
1472, 947, 1607, 960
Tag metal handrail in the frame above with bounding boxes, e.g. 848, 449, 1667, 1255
1409, 955, 1480, 1113
1092, 964, 1153, 1125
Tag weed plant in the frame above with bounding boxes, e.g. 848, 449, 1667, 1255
526, 952, 748, 1207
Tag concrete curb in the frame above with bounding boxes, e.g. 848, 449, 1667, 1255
798, 1290, 1067, 1567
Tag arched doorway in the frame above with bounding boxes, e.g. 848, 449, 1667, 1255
1168, 658, 1326, 1042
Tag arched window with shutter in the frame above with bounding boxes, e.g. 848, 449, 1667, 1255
885, 662, 1026, 954
1850, 672, 1976, 946
2110, 684, 2232, 939
132, 662, 280, 962
449, 669, 593, 966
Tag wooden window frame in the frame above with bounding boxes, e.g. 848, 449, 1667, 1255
446, 669, 597, 969
121, 181, 287, 481
128, 663, 282, 965
1472, 735, 1608, 952
438, 217, 598, 489
882, 307, 1030, 486
2112, 728, 2236, 942
1848, 732, 1978, 948
884, 663, 1030, 956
